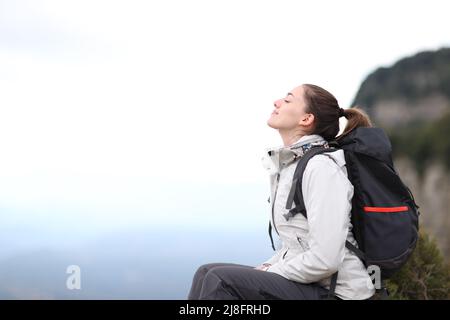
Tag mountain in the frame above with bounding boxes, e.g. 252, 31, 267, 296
352, 47, 450, 130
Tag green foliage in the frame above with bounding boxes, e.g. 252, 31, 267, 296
389, 111, 450, 176
386, 231, 450, 300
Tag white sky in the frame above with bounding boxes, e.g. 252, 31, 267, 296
0, 0, 449, 229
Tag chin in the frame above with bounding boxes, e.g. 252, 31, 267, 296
266, 119, 279, 129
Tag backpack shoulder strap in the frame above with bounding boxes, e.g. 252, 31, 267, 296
284, 146, 338, 220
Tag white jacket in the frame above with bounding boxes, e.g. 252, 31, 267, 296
261, 134, 375, 300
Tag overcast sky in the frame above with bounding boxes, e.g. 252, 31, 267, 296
1, 0, 449, 229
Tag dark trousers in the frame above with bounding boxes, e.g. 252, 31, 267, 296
187, 262, 331, 300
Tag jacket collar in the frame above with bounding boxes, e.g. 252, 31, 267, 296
288, 134, 327, 154
262, 134, 327, 173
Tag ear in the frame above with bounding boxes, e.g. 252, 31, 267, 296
298, 113, 315, 127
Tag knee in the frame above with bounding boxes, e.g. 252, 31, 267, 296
201, 267, 231, 293
199, 267, 238, 300
195, 263, 217, 277
203, 266, 233, 285
193, 263, 223, 282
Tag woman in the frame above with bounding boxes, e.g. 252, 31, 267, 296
187, 84, 376, 300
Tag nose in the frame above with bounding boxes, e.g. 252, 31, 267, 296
273, 99, 282, 108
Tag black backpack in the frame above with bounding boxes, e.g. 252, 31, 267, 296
268, 127, 420, 298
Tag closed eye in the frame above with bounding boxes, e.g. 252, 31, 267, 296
284, 99, 289, 103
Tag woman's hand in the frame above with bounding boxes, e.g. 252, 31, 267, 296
254, 263, 271, 271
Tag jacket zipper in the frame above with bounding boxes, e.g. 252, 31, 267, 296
297, 236, 308, 250
282, 248, 289, 260
271, 173, 281, 235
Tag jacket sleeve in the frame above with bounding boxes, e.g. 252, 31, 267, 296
267, 157, 354, 283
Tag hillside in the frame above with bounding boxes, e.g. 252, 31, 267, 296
352, 48, 450, 130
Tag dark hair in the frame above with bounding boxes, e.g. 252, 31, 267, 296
302, 83, 373, 141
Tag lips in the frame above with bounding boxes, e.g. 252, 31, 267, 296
272, 110, 279, 115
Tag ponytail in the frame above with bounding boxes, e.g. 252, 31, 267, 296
336, 106, 373, 140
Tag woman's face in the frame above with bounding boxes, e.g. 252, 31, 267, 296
267, 85, 313, 130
